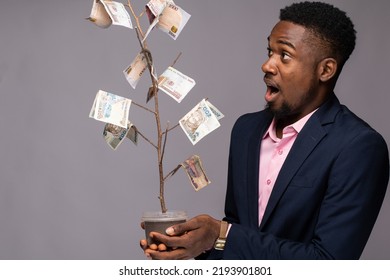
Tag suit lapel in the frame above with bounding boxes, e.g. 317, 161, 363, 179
246, 112, 273, 228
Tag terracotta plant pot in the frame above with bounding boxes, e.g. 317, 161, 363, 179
142, 210, 187, 245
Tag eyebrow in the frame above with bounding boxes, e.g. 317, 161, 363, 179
267, 36, 296, 50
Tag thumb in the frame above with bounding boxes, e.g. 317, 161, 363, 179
165, 220, 192, 236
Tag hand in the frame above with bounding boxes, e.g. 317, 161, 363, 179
143, 214, 221, 260
139, 222, 168, 259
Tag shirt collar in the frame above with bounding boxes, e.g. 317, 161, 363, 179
263, 109, 318, 140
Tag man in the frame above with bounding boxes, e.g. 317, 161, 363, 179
140, 1, 389, 259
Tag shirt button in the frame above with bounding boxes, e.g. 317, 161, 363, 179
266, 179, 271, 185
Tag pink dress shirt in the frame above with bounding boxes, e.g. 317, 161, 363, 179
258, 111, 316, 225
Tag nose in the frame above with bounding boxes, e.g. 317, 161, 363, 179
261, 57, 277, 75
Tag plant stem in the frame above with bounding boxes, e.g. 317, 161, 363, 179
161, 123, 169, 167
130, 2, 167, 213
126, 2, 185, 214
154, 88, 167, 213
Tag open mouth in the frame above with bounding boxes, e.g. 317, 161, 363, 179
264, 78, 280, 93
264, 79, 280, 102
268, 85, 280, 95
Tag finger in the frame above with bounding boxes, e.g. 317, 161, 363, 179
139, 239, 148, 250
158, 243, 167, 251
165, 219, 198, 236
149, 243, 158, 250
147, 248, 189, 260
140, 222, 145, 229
150, 232, 188, 248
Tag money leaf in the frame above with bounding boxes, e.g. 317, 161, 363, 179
126, 123, 138, 145
158, 66, 195, 103
103, 123, 129, 150
89, 90, 131, 129
181, 155, 211, 191
179, 99, 221, 145
87, 0, 112, 28
123, 52, 148, 89
157, 3, 191, 40
100, 0, 133, 29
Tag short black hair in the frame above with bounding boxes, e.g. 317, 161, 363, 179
280, 1, 356, 66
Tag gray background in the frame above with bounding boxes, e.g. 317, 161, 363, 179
0, 0, 389, 259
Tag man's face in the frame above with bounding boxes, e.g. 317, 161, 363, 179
262, 20, 323, 123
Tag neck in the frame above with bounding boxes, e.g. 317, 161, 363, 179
275, 119, 289, 139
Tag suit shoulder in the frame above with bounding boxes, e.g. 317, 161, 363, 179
335, 105, 388, 147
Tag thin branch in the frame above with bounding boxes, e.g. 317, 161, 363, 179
134, 27, 158, 89
139, 9, 146, 19
170, 52, 182, 67
132, 100, 156, 115
162, 123, 180, 135
127, 1, 145, 39
160, 123, 169, 163
137, 130, 158, 150
163, 164, 181, 181
159, 52, 182, 138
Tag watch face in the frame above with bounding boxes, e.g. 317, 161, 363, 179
214, 238, 226, 250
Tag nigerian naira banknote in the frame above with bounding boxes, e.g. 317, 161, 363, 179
89, 90, 131, 129
179, 99, 223, 145
181, 155, 210, 191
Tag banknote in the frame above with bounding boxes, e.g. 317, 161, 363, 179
89, 90, 131, 128
143, 2, 190, 41
145, 0, 175, 39
87, 0, 112, 28
181, 155, 210, 191
205, 100, 224, 120
146, 0, 175, 20
143, 14, 160, 42
101, 0, 133, 29
157, 3, 191, 40
103, 123, 129, 150
103, 122, 138, 150
126, 123, 138, 145
123, 52, 148, 89
158, 66, 196, 103
179, 99, 221, 145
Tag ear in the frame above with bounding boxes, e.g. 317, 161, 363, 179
318, 58, 338, 82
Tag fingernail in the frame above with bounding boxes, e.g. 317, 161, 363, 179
166, 227, 174, 235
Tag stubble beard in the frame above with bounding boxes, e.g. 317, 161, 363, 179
265, 101, 293, 121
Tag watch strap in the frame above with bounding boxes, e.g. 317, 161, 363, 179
214, 221, 228, 250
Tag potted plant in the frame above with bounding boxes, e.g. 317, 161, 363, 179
87, 0, 223, 245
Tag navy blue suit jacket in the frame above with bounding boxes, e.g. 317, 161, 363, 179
207, 94, 389, 259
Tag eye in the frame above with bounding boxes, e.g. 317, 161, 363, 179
267, 47, 273, 57
281, 51, 291, 61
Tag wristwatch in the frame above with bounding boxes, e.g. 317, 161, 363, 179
214, 221, 228, 250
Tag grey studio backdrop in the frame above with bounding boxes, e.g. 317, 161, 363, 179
0, 0, 389, 260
